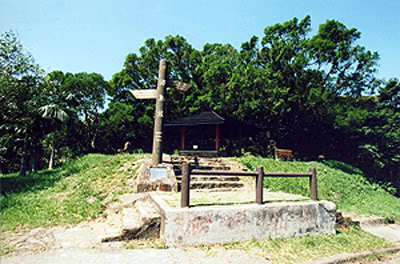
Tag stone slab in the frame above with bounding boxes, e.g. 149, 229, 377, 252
149, 193, 336, 247
122, 208, 141, 231
361, 224, 400, 243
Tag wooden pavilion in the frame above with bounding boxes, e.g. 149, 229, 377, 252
164, 111, 225, 155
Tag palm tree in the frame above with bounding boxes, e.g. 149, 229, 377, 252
39, 103, 70, 169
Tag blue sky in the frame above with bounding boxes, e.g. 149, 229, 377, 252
1, 0, 399, 81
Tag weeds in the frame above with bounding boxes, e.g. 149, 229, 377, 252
199, 227, 393, 264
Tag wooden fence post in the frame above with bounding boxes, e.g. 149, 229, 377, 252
309, 168, 318, 201
256, 167, 264, 204
181, 163, 190, 208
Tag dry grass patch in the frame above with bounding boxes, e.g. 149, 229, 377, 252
198, 227, 394, 264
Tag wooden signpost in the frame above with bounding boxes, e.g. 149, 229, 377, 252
131, 59, 191, 166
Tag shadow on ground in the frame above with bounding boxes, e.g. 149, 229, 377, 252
0, 168, 64, 195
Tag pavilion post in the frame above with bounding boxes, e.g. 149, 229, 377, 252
180, 126, 186, 150
216, 124, 220, 151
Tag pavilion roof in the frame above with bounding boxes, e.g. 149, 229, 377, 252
165, 111, 225, 127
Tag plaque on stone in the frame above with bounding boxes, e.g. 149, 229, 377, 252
150, 167, 168, 181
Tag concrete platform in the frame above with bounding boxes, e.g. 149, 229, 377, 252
149, 191, 336, 247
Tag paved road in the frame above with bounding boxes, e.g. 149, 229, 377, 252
0, 248, 271, 264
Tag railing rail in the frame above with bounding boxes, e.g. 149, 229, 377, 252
180, 163, 317, 208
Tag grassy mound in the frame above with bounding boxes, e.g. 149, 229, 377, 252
0, 153, 148, 232
237, 155, 400, 221
1, 153, 398, 232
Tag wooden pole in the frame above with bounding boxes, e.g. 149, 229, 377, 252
152, 59, 168, 166
180, 126, 186, 150
215, 124, 220, 151
181, 163, 190, 208
256, 167, 264, 204
309, 168, 318, 201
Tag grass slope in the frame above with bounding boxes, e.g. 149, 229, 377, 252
237, 155, 400, 221
0, 153, 148, 232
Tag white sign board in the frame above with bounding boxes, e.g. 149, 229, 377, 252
131, 89, 157, 99
150, 167, 168, 181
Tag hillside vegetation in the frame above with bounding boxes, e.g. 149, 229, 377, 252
237, 155, 400, 221
0, 153, 147, 232
1, 153, 399, 233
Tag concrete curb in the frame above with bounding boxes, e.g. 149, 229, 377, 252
300, 246, 400, 264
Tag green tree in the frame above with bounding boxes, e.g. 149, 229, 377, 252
0, 31, 44, 175
108, 35, 202, 152
45, 71, 108, 154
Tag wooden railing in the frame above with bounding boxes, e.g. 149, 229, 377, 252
180, 163, 317, 208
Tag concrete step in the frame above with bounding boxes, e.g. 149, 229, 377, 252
176, 175, 241, 182
191, 187, 246, 192
196, 166, 232, 170
187, 181, 245, 190
174, 166, 232, 174
172, 157, 247, 191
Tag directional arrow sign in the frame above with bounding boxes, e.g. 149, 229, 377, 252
167, 80, 192, 92
129, 61, 192, 166
131, 89, 157, 99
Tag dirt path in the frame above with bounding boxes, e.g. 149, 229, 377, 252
1, 242, 271, 264
0, 213, 271, 264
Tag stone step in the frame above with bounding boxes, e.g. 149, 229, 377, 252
191, 187, 246, 192
185, 181, 245, 190
176, 175, 241, 182
174, 166, 232, 173
102, 213, 124, 242
101, 196, 161, 242
195, 166, 232, 171
135, 199, 161, 223
134, 200, 161, 239
120, 207, 143, 240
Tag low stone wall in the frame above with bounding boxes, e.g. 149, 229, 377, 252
150, 194, 336, 247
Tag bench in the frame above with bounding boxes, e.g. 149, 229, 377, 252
274, 148, 294, 161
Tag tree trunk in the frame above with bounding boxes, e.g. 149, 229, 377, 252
30, 144, 37, 173
19, 133, 30, 176
49, 135, 55, 170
